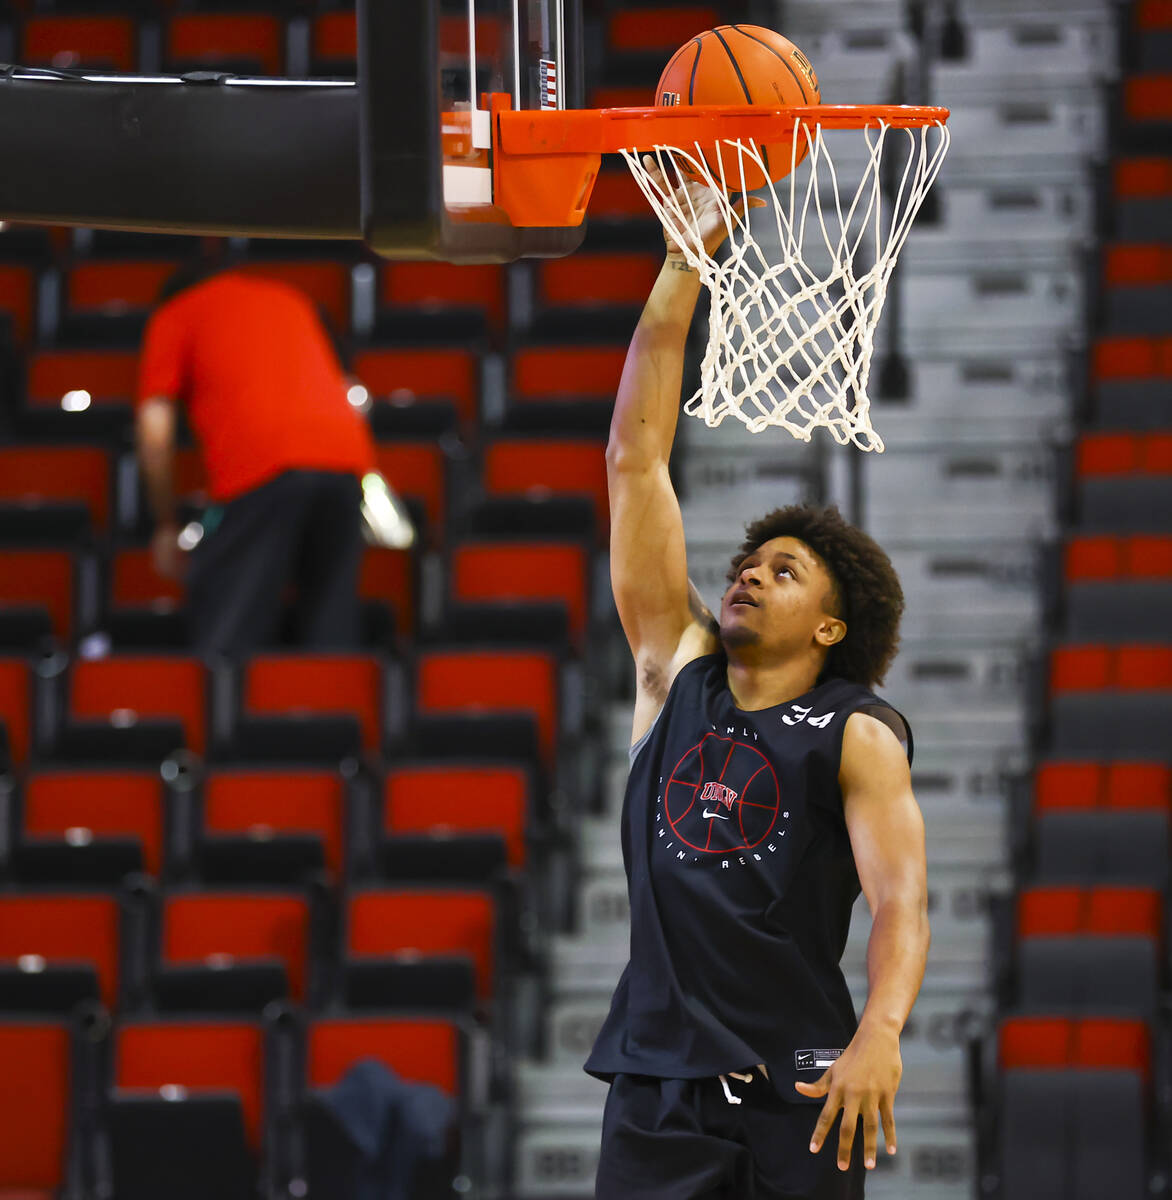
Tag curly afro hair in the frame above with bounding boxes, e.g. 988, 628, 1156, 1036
727, 504, 904, 688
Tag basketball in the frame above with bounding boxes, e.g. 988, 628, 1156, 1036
655, 25, 821, 190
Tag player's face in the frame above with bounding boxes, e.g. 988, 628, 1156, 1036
719, 536, 843, 655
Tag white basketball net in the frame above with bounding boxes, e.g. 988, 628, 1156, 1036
622, 118, 950, 452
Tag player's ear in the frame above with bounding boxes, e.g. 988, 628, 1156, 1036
815, 617, 846, 647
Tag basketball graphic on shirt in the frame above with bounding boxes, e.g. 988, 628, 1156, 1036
663, 734, 781, 854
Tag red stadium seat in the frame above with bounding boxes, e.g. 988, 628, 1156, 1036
589, 166, 653, 221
1049, 644, 1172, 692
1125, 74, 1172, 123
607, 6, 717, 53
311, 11, 356, 71
372, 442, 447, 542
243, 654, 383, 752
66, 259, 177, 316
27, 349, 139, 411
359, 548, 417, 638
0, 1021, 73, 1194
0, 264, 35, 346
0, 446, 110, 531
161, 891, 311, 1000
0, 892, 121, 1007
1115, 157, 1172, 198
110, 547, 185, 611
0, 549, 74, 638
1065, 535, 1172, 579
1103, 244, 1172, 287
22, 15, 136, 71
513, 345, 626, 400
0, 658, 32, 766
384, 763, 530, 869
483, 439, 609, 538
999, 1016, 1151, 1077
382, 262, 506, 336
1017, 886, 1162, 939
450, 540, 590, 644
1035, 762, 1171, 811
537, 252, 662, 310
24, 770, 166, 876
353, 348, 479, 427
165, 14, 283, 76
204, 770, 346, 877
1076, 431, 1172, 472
115, 1020, 266, 1148
348, 887, 497, 1002
308, 1015, 461, 1096
1091, 337, 1172, 380
238, 261, 350, 335
70, 656, 207, 754
1136, 0, 1172, 30
416, 648, 559, 764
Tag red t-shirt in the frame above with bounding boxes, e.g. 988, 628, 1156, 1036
137, 271, 375, 503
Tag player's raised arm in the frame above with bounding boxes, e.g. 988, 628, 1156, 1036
608, 166, 759, 741
606, 251, 707, 697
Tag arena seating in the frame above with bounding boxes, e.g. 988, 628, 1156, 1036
2, 0, 1169, 1196
971, 4, 1172, 1195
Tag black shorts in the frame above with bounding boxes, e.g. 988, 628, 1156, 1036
595, 1071, 866, 1200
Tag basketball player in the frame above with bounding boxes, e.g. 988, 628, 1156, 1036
585, 167, 929, 1199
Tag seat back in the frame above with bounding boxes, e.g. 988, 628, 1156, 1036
1018, 935, 1158, 1012
70, 656, 207, 754
1035, 810, 1170, 885
243, 655, 383, 752
162, 891, 310, 1000
204, 770, 345, 876
0, 446, 110, 531
25, 770, 165, 876
116, 1021, 266, 1149
384, 764, 529, 868
0, 549, 74, 638
0, 1021, 72, 1190
0, 892, 121, 1006
416, 648, 558, 764
348, 888, 496, 1002
450, 541, 589, 643
308, 1016, 461, 1095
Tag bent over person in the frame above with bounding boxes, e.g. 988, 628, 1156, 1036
584, 172, 930, 1199
136, 261, 376, 657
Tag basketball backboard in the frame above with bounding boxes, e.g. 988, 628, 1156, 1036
359, 0, 586, 261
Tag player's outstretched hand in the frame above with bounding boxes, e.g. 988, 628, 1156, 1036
641, 155, 765, 262
795, 1022, 901, 1172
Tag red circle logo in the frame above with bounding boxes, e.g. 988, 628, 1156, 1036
663, 734, 781, 854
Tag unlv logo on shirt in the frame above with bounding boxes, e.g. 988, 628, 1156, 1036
700, 781, 738, 811
662, 734, 782, 855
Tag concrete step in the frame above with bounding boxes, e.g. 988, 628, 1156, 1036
550, 933, 627, 995
578, 815, 623, 874
843, 862, 1005, 982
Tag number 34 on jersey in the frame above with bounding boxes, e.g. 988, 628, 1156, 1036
782, 704, 836, 729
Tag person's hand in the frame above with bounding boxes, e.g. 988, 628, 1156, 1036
642, 154, 766, 263
151, 523, 186, 582
795, 1022, 901, 1172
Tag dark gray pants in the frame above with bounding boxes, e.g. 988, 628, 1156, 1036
188, 469, 364, 658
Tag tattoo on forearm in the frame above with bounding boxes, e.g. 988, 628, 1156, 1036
668, 258, 695, 273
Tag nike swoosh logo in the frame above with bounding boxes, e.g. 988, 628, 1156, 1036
702, 807, 730, 820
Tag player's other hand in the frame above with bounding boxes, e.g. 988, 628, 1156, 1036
795, 1021, 901, 1172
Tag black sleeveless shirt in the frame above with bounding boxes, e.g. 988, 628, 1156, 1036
584, 653, 913, 1101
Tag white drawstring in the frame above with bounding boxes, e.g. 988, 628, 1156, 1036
718, 1068, 758, 1105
